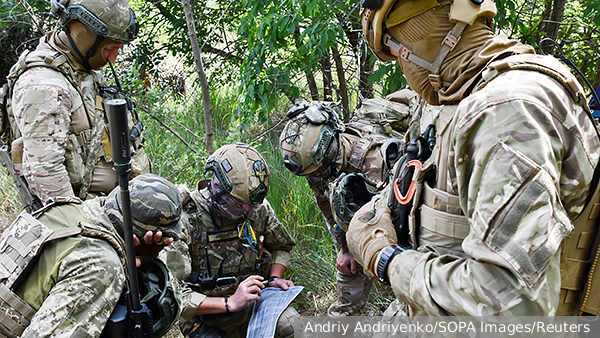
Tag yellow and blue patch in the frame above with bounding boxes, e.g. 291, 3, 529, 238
253, 160, 267, 182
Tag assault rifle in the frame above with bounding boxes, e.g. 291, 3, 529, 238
0, 139, 43, 212
102, 99, 153, 338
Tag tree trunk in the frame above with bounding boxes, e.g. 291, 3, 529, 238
182, 0, 214, 154
540, 0, 566, 41
306, 71, 320, 101
359, 46, 375, 100
322, 54, 333, 101
331, 45, 349, 120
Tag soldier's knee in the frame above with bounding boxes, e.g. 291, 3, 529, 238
276, 306, 300, 338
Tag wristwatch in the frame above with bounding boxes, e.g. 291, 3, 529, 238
377, 245, 406, 285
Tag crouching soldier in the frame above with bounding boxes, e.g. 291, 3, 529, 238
159, 143, 299, 338
0, 173, 182, 337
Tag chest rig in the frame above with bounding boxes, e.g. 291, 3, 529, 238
2, 48, 147, 199
184, 190, 270, 296
389, 54, 600, 316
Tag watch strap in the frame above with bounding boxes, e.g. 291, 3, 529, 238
377, 245, 405, 285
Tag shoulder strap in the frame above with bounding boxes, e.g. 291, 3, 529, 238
478, 54, 587, 106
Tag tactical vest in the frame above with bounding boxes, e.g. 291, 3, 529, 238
0, 199, 127, 337
184, 190, 269, 297
1, 48, 149, 200
401, 54, 600, 316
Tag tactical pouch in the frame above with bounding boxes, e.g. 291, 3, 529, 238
64, 134, 85, 187
130, 148, 151, 178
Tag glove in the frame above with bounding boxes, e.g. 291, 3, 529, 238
347, 204, 397, 277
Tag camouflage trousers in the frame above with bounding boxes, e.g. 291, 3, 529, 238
182, 301, 299, 338
327, 271, 374, 316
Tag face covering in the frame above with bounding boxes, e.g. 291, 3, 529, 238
387, 2, 534, 104
205, 176, 250, 220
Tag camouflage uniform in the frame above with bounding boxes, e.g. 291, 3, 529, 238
14, 199, 125, 337
362, 59, 600, 316
7, 31, 149, 205
159, 184, 297, 338
306, 131, 384, 316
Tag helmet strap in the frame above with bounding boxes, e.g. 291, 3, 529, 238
206, 178, 226, 230
65, 25, 104, 71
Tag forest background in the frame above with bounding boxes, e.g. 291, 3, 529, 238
1, 0, 600, 324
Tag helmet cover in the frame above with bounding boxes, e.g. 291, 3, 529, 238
104, 173, 182, 239
279, 101, 345, 176
205, 143, 270, 204
50, 0, 139, 42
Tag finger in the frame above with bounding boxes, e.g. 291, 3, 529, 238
153, 231, 163, 244
133, 235, 141, 246
136, 256, 142, 267
144, 231, 153, 244
163, 237, 174, 245
350, 259, 357, 275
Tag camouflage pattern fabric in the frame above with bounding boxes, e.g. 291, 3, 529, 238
14, 202, 125, 337
104, 173, 182, 239
8, 32, 149, 205
159, 184, 295, 323
305, 131, 384, 317
364, 68, 600, 316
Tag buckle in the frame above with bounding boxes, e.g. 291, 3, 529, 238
441, 32, 461, 51
428, 74, 442, 91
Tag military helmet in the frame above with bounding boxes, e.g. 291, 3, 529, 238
104, 173, 182, 239
329, 173, 379, 232
138, 258, 181, 338
205, 143, 270, 205
50, 0, 139, 42
279, 101, 345, 176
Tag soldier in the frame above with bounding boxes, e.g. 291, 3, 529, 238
159, 143, 299, 338
346, 0, 600, 316
2, 0, 149, 206
0, 173, 182, 337
279, 97, 412, 316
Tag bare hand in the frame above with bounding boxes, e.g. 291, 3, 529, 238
336, 247, 358, 275
133, 230, 174, 267
269, 278, 294, 291
228, 275, 264, 312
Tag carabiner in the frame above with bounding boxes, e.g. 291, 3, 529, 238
393, 160, 423, 205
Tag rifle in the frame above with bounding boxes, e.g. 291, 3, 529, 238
103, 99, 153, 338
0, 138, 43, 212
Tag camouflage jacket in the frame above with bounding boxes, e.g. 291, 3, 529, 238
159, 185, 296, 320
8, 32, 149, 204
307, 132, 385, 247
376, 59, 600, 316
13, 200, 126, 337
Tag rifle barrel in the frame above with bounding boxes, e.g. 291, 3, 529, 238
106, 99, 141, 310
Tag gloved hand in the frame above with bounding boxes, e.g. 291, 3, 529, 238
347, 203, 397, 277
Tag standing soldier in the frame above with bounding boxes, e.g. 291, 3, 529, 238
1, 0, 149, 207
279, 97, 413, 316
346, 0, 600, 316
160, 143, 299, 338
